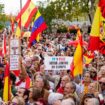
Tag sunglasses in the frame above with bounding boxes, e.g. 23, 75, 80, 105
99, 82, 105, 86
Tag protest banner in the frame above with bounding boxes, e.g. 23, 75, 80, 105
10, 38, 20, 71
44, 56, 73, 70
10, 55, 19, 70
10, 39, 20, 55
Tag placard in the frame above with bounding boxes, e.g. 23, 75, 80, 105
10, 38, 20, 71
10, 55, 19, 70
10, 39, 20, 55
44, 56, 73, 70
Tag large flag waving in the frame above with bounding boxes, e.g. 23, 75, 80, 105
88, 0, 105, 54
16, 0, 38, 28
71, 29, 83, 77
29, 10, 47, 46
3, 63, 10, 102
15, 20, 21, 38
10, 17, 14, 33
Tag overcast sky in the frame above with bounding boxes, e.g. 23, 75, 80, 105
0, 0, 46, 15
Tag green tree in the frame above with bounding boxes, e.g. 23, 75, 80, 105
0, 4, 9, 30
38, 0, 98, 30
0, 4, 4, 14
79, 0, 98, 23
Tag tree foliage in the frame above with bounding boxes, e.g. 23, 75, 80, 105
38, 0, 98, 27
0, 4, 9, 30
0, 4, 4, 14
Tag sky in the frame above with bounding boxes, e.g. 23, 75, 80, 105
0, 0, 46, 15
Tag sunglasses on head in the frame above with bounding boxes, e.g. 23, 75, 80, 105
86, 94, 94, 98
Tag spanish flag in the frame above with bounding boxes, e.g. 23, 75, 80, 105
10, 17, 14, 33
88, 0, 105, 54
15, 20, 21, 38
83, 51, 94, 65
71, 30, 83, 77
3, 63, 10, 102
16, 0, 38, 28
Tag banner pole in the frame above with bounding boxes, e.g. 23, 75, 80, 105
20, 0, 22, 37
96, 51, 100, 91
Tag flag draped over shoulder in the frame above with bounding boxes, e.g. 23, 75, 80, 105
3, 63, 10, 102
71, 30, 83, 77
88, 0, 105, 54
16, 0, 38, 28
29, 10, 47, 46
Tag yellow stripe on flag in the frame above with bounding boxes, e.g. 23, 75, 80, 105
36, 33, 41, 42
21, 1, 36, 27
73, 43, 83, 76
15, 26, 21, 38
34, 10, 41, 21
90, 7, 101, 37
3, 77, 9, 102
84, 55, 93, 64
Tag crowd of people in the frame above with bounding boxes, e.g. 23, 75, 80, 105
0, 26, 105, 105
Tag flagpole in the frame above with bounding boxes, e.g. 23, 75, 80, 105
20, 0, 22, 36
19, 0, 22, 66
96, 51, 100, 91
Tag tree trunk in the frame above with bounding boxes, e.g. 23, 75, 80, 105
88, 0, 96, 24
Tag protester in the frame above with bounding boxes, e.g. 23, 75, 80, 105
57, 75, 71, 94
0, 23, 105, 105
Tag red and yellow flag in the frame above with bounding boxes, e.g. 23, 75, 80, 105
16, 0, 38, 28
3, 63, 10, 102
10, 17, 14, 33
15, 20, 21, 38
71, 30, 83, 77
83, 51, 94, 65
88, 0, 105, 54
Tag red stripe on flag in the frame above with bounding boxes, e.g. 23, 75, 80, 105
18, 20, 21, 28
98, 0, 105, 18
4, 63, 9, 77
70, 60, 75, 78
3, 63, 10, 102
13, 70, 20, 77
11, 18, 14, 33
25, 76, 31, 89
29, 22, 47, 43
24, 7, 38, 28
16, 0, 30, 21
88, 36, 100, 51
